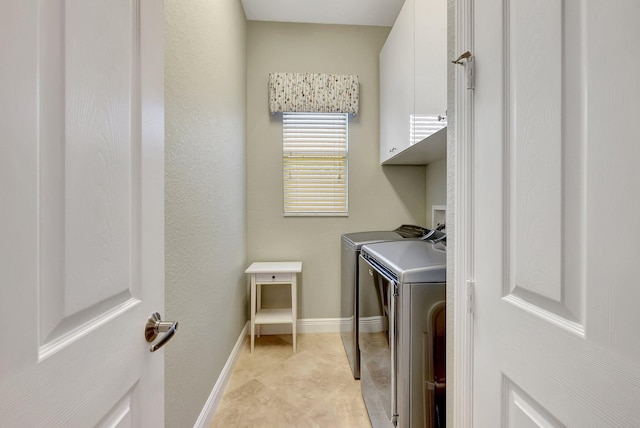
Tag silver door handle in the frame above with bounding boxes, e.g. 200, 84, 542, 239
145, 312, 178, 352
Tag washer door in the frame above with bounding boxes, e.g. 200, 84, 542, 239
358, 255, 395, 427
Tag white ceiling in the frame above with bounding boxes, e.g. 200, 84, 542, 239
241, 0, 405, 26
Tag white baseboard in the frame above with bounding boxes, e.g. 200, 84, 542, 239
192, 322, 248, 428
193, 316, 386, 427
256, 315, 386, 335
257, 317, 347, 335
358, 315, 386, 333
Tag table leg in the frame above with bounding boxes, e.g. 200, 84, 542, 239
256, 283, 261, 338
292, 276, 297, 352
250, 275, 256, 354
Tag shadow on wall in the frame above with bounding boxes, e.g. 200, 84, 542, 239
382, 165, 427, 221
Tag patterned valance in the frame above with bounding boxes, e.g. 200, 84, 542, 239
269, 73, 359, 116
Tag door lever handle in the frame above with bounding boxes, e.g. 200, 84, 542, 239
145, 312, 178, 352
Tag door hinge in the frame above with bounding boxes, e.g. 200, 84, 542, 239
466, 55, 475, 90
452, 51, 475, 91
466, 280, 475, 315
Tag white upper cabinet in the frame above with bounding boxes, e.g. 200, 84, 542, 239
380, 0, 447, 165
380, 0, 415, 164
415, 0, 447, 119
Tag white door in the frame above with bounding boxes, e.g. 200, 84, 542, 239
472, 0, 640, 425
0, 0, 166, 425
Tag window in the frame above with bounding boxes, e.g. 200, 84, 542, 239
282, 112, 348, 216
410, 114, 447, 145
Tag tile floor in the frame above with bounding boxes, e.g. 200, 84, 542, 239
210, 333, 372, 428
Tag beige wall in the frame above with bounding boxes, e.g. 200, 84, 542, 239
425, 158, 447, 227
164, 0, 247, 426
247, 21, 427, 319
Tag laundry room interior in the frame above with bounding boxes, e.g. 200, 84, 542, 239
5, 0, 640, 425
165, 0, 450, 426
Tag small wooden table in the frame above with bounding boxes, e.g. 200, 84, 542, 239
245, 261, 302, 354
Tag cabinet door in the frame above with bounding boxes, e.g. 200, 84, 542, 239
414, 0, 447, 137
380, 0, 415, 164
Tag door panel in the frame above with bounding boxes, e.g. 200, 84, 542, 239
95, 385, 139, 428
508, 0, 563, 303
0, 0, 164, 425
473, 0, 640, 425
40, 0, 142, 356
504, 0, 584, 332
503, 378, 565, 428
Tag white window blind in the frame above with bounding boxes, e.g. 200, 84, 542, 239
283, 112, 348, 216
410, 114, 447, 145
